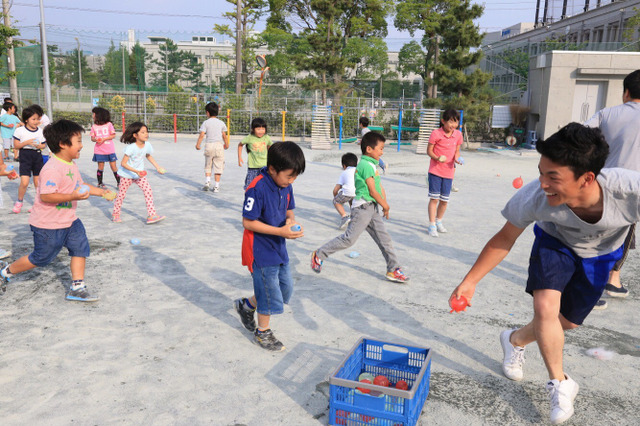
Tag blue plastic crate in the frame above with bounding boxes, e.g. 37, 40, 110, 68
329, 337, 432, 426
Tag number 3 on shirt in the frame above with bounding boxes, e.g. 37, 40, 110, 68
244, 197, 255, 211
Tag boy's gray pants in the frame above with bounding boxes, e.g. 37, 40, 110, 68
316, 202, 399, 272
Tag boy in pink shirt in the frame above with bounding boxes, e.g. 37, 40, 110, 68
426, 109, 463, 237
0, 120, 116, 302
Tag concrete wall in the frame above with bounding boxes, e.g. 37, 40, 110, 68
528, 51, 640, 139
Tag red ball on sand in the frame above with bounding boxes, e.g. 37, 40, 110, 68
373, 375, 390, 387
356, 378, 372, 394
450, 295, 469, 313
512, 176, 523, 189
395, 380, 409, 390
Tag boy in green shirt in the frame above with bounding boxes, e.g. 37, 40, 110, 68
238, 117, 273, 189
311, 132, 409, 283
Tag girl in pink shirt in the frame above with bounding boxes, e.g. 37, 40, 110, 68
90, 107, 118, 189
426, 109, 463, 237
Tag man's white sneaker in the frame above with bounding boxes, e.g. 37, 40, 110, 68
500, 329, 525, 381
546, 375, 579, 424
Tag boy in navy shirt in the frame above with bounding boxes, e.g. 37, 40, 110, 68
234, 142, 305, 351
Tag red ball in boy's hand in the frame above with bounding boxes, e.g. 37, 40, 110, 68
138, 171, 147, 177
449, 295, 469, 313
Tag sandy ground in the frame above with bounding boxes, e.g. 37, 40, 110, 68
0, 134, 639, 426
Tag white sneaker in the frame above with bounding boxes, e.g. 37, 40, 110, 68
500, 329, 525, 381
202, 183, 210, 191
546, 375, 579, 424
212, 186, 220, 193
427, 225, 438, 237
435, 221, 447, 233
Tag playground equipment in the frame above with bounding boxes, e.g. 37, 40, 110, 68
311, 105, 332, 150
415, 109, 443, 154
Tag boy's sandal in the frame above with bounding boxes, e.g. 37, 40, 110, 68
146, 215, 166, 224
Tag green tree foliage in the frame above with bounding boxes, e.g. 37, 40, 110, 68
0, 14, 21, 84
149, 39, 204, 90
264, 0, 392, 104
214, 0, 268, 89
54, 48, 100, 89
101, 41, 127, 87
129, 42, 150, 90
395, 0, 489, 100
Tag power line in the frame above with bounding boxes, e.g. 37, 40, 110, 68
12, 1, 229, 20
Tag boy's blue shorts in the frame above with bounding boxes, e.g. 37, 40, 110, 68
428, 173, 452, 202
251, 262, 293, 315
28, 219, 91, 267
526, 225, 623, 325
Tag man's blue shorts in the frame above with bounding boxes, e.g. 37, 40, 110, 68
28, 219, 91, 267
428, 173, 452, 202
526, 225, 623, 325
251, 262, 293, 315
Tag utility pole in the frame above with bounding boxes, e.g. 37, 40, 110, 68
235, 0, 242, 94
122, 39, 126, 90
75, 37, 82, 89
39, 0, 53, 118
2, 0, 18, 101
164, 45, 168, 92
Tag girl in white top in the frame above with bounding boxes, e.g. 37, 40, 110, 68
112, 122, 166, 224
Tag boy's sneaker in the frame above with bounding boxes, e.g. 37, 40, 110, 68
253, 328, 285, 352
146, 215, 166, 224
202, 183, 210, 191
12, 201, 23, 214
546, 375, 579, 424
427, 225, 438, 237
65, 285, 99, 302
435, 221, 448, 233
1, 261, 10, 292
593, 299, 608, 310
211, 186, 220, 193
605, 283, 629, 298
310, 251, 323, 273
339, 215, 351, 230
386, 267, 409, 283
234, 298, 256, 332
500, 329, 525, 381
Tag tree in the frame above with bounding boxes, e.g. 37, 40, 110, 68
149, 39, 204, 90
264, 0, 393, 104
0, 14, 21, 84
101, 41, 127, 87
54, 48, 99, 89
129, 42, 150, 90
214, 0, 268, 90
395, 0, 489, 100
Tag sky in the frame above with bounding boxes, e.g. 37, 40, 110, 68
9, 0, 589, 54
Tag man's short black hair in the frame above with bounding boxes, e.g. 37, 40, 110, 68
341, 152, 358, 168
267, 141, 305, 175
360, 131, 385, 155
43, 119, 85, 154
536, 122, 609, 178
205, 102, 219, 116
359, 116, 369, 127
623, 70, 640, 100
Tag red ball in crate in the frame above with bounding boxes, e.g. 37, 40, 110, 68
449, 295, 469, 313
356, 378, 372, 394
395, 379, 409, 390
373, 375, 390, 387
